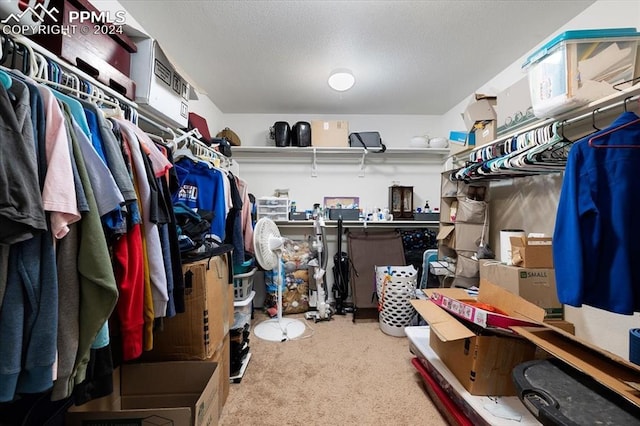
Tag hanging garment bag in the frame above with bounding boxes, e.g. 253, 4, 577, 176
347, 230, 405, 321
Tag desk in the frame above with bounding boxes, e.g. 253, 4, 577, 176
405, 326, 540, 426
274, 220, 439, 230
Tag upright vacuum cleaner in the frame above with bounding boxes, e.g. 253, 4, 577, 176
332, 217, 351, 315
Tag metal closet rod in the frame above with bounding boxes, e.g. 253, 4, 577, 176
457, 87, 640, 162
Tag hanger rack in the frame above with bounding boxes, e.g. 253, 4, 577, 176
450, 85, 640, 182
1, 34, 233, 170
7, 34, 138, 110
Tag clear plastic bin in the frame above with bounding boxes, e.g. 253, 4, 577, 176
522, 28, 640, 118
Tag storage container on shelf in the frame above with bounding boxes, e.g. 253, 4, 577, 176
233, 267, 257, 301
256, 197, 289, 221
233, 290, 255, 330
522, 27, 640, 119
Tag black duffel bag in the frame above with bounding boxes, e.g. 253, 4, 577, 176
348, 131, 386, 153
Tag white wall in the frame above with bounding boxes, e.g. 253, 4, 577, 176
441, 0, 640, 134
448, 0, 640, 359
189, 92, 225, 136
222, 113, 446, 213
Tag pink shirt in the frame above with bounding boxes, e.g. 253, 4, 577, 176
38, 86, 80, 239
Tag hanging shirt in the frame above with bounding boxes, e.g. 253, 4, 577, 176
173, 158, 227, 243
0, 82, 46, 244
553, 111, 640, 315
119, 124, 169, 318
37, 85, 81, 239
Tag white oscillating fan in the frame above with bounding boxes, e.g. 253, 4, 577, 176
253, 217, 306, 341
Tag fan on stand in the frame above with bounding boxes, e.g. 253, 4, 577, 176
253, 217, 306, 342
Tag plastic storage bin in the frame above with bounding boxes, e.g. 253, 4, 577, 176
522, 28, 640, 118
233, 267, 257, 301
257, 197, 289, 221
233, 290, 255, 330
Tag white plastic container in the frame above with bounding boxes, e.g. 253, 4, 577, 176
522, 28, 640, 119
233, 290, 255, 330
233, 267, 257, 302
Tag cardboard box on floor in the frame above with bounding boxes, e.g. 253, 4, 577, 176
210, 333, 231, 416
66, 361, 219, 426
512, 325, 640, 409
509, 235, 554, 268
480, 260, 562, 319
412, 281, 546, 396
144, 255, 232, 361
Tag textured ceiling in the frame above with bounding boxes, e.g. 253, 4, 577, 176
118, 0, 595, 115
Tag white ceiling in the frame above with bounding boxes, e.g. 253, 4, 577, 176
117, 0, 595, 115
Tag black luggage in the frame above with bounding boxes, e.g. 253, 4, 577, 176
512, 358, 640, 425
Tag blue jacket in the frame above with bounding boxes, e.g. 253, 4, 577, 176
173, 159, 227, 243
553, 112, 640, 314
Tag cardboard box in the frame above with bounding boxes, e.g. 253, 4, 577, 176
510, 236, 554, 268
436, 225, 455, 249
210, 333, 230, 416
66, 361, 219, 426
496, 76, 535, 136
544, 319, 574, 335
311, 120, 349, 147
512, 325, 640, 408
413, 281, 545, 395
131, 38, 191, 127
480, 261, 562, 319
462, 94, 497, 131
469, 120, 496, 147
144, 256, 231, 361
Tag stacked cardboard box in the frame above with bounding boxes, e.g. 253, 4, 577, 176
136, 254, 234, 421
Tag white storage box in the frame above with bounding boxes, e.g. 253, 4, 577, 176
130, 38, 190, 127
256, 197, 289, 222
233, 290, 255, 330
522, 28, 640, 119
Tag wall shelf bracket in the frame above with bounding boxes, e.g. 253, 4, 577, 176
311, 147, 318, 177
359, 150, 367, 177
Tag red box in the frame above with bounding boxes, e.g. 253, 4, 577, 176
29, 0, 136, 99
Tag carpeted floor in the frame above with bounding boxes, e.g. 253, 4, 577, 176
219, 312, 446, 426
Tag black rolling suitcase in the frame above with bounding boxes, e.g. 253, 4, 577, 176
512, 358, 640, 425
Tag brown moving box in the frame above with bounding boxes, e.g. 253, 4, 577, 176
310, 120, 349, 147
509, 236, 554, 268
480, 261, 562, 319
66, 361, 219, 426
413, 281, 546, 396
210, 333, 231, 416
144, 256, 231, 361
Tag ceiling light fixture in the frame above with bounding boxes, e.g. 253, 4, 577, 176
328, 69, 355, 92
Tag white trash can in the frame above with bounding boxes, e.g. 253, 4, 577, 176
375, 265, 418, 337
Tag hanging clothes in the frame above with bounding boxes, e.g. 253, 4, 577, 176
553, 111, 640, 315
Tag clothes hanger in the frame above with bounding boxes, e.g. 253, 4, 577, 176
588, 113, 640, 149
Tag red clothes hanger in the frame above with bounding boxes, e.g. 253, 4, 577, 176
588, 103, 640, 149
